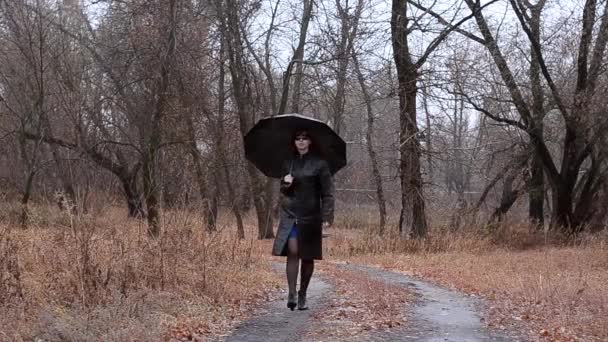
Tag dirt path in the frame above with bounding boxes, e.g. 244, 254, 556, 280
224, 263, 524, 342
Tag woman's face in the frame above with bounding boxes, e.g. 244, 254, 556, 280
294, 133, 311, 152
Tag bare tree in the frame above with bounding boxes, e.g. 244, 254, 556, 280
288, 0, 315, 114
240, 0, 282, 116
328, 0, 362, 135
353, 53, 387, 233
0, 0, 57, 226
215, 40, 246, 238
524, 0, 547, 227
133, 0, 178, 236
278, 0, 315, 115
391, 0, 430, 238
216, 0, 275, 239
391, 0, 494, 237
463, 0, 608, 232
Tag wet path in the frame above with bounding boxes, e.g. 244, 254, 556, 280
225, 265, 332, 342
224, 263, 524, 341
340, 264, 523, 341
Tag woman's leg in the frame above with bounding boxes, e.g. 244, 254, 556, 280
299, 259, 314, 294
286, 237, 299, 296
297, 259, 314, 310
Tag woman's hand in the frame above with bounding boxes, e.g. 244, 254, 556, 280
280, 174, 294, 195
283, 174, 294, 185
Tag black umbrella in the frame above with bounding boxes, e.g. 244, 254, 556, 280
244, 113, 347, 178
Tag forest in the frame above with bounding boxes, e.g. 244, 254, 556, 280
0, 0, 606, 341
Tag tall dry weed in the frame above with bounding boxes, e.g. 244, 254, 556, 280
327, 214, 564, 258
0, 203, 279, 341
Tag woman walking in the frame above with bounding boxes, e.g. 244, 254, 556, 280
243, 113, 345, 310
272, 129, 334, 310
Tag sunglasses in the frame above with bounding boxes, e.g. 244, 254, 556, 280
295, 136, 310, 141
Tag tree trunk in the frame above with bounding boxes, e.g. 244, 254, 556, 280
289, 0, 314, 114
572, 158, 602, 230
489, 168, 522, 223
551, 184, 574, 229
142, 0, 177, 237
529, 146, 544, 226
220, 152, 245, 239
422, 86, 434, 183
473, 154, 528, 212
208, 180, 219, 231
217, 35, 245, 239
397, 83, 428, 238
466, 0, 566, 229
353, 54, 386, 234
247, 164, 275, 239
48, 145, 78, 213
120, 167, 145, 218
20, 171, 35, 228
207, 153, 220, 231
186, 115, 216, 232
219, 0, 274, 239
142, 152, 160, 237
23, 130, 147, 219
527, 1, 545, 227
330, 0, 361, 134
392, 0, 427, 238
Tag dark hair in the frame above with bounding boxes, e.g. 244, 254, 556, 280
294, 130, 310, 139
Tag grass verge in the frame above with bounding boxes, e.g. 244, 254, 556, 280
324, 223, 608, 341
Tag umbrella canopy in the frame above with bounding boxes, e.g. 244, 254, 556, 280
244, 113, 347, 178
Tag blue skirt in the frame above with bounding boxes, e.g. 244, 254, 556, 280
288, 223, 298, 239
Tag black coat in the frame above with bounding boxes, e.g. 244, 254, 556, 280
272, 153, 334, 260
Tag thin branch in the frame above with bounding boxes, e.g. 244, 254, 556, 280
456, 91, 528, 131
416, 0, 500, 68
508, 0, 569, 117
407, 0, 485, 44
472, 152, 528, 212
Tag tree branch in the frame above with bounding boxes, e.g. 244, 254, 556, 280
407, 0, 486, 44
585, 0, 608, 92
464, 0, 533, 125
456, 91, 528, 130
473, 152, 528, 211
508, 0, 569, 117
21, 131, 129, 177
575, 0, 597, 92
416, 0, 499, 68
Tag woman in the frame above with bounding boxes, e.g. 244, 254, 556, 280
272, 129, 334, 311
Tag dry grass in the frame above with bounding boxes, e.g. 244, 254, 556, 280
0, 202, 282, 341
3, 200, 607, 341
324, 218, 608, 342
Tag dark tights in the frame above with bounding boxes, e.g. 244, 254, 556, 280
286, 238, 314, 295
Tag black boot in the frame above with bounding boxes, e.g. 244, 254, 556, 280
297, 290, 308, 310
287, 292, 297, 311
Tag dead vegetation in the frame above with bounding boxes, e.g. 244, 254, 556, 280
325, 212, 608, 341
1, 201, 607, 341
0, 203, 281, 341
